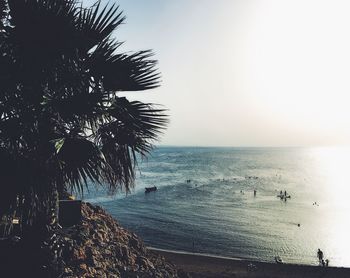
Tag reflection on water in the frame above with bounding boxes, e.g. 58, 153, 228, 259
309, 147, 350, 267
83, 147, 350, 267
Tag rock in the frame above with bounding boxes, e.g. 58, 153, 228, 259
64, 267, 73, 275
72, 247, 86, 261
55, 202, 182, 277
79, 263, 87, 271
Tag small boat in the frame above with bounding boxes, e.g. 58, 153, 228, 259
275, 256, 283, 264
145, 186, 157, 193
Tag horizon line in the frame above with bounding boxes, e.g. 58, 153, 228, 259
155, 144, 350, 148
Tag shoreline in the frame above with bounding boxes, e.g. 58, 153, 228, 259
148, 247, 245, 262
149, 247, 350, 278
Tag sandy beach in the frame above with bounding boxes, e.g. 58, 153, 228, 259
150, 248, 350, 278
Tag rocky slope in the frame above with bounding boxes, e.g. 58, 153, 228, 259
58, 202, 186, 278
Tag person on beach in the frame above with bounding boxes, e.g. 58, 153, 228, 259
254, 189, 257, 197
317, 249, 324, 264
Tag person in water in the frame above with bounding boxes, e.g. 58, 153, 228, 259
254, 189, 257, 196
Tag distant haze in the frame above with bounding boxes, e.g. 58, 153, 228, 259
85, 0, 350, 147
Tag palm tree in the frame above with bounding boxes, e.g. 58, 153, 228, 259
0, 0, 167, 237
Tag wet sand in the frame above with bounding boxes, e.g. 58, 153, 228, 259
150, 248, 350, 278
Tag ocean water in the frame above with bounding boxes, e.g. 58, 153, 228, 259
82, 147, 350, 267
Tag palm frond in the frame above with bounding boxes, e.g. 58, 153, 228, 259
55, 137, 106, 193
90, 48, 161, 91
77, 1, 124, 51
105, 97, 167, 152
95, 97, 168, 191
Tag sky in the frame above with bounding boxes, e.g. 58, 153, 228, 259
85, 0, 350, 147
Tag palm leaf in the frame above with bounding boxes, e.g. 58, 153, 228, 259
95, 97, 168, 191
56, 137, 106, 193
88, 49, 161, 91
77, 1, 124, 51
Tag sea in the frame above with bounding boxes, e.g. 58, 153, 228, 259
82, 146, 350, 267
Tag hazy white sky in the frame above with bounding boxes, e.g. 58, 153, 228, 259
86, 0, 350, 146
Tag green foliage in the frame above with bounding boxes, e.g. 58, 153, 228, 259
0, 0, 167, 229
